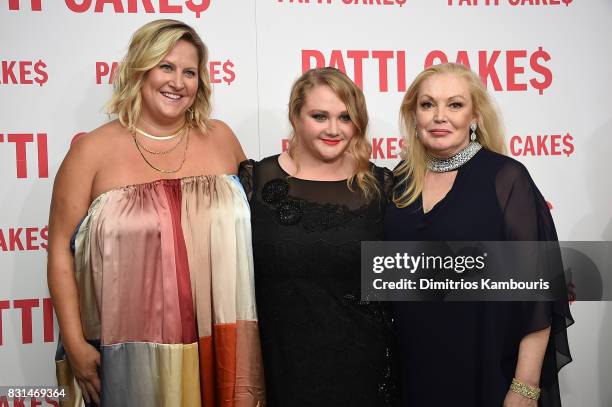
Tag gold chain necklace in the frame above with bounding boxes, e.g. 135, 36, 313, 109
134, 125, 184, 141
132, 127, 190, 174
133, 127, 185, 155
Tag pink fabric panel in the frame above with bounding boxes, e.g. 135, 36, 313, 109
163, 181, 197, 344
96, 181, 184, 345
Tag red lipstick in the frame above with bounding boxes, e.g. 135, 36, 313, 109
321, 139, 341, 146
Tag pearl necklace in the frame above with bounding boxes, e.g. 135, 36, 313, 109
426, 141, 482, 173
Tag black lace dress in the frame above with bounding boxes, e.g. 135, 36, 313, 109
239, 155, 397, 407
384, 148, 573, 407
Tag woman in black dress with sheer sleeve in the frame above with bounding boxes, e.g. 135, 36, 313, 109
240, 68, 396, 406
385, 63, 572, 406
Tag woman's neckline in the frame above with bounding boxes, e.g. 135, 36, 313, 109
91, 173, 237, 203
275, 154, 350, 183
420, 147, 483, 216
421, 170, 461, 216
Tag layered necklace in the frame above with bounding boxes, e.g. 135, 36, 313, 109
426, 141, 482, 173
135, 126, 184, 141
132, 123, 189, 174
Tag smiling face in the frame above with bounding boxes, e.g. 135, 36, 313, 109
415, 73, 477, 158
293, 85, 356, 164
139, 39, 199, 127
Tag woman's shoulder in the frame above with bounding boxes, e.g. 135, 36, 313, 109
205, 119, 241, 145
368, 161, 393, 175
238, 154, 282, 200
478, 149, 547, 216
258, 154, 282, 167
65, 120, 125, 169
478, 148, 532, 182
204, 119, 245, 162
366, 162, 394, 201
54, 120, 127, 206
239, 154, 281, 172
206, 119, 233, 137
368, 161, 394, 185
77, 119, 124, 143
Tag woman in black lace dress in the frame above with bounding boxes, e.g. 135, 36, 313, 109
239, 68, 396, 406
385, 63, 573, 406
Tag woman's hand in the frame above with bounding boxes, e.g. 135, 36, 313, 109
66, 340, 101, 406
503, 389, 537, 407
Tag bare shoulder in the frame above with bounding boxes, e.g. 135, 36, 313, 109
207, 118, 233, 133
68, 120, 123, 164
206, 119, 246, 163
48, 121, 123, 241
55, 120, 126, 202
207, 119, 239, 143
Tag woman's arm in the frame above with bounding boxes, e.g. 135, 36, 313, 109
496, 160, 559, 406
47, 134, 101, 405
514, 326, 551, 386
504, 328, 550, 406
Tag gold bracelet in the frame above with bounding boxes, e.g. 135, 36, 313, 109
510, 378, 541, 400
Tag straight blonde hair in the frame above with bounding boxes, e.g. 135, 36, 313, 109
287, 67, 380, 200
394, 63, 506, 208
107, 19, 212, 133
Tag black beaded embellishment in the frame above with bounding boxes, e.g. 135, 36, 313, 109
261, 178, 289, 204
276, 199, 303, 225
261, 179, 304, 225
342, 292, 398, 405
260, 178, 373, 231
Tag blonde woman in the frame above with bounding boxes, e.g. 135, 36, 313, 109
385, 63, 572, 406
48, 20, 264, 406
239, 68, 396, 406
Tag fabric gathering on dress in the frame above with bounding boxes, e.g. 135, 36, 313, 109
385, 148, 573, 407
239, 156, 398, 407
55, 175, 265, 407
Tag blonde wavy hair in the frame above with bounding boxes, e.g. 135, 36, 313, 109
287, 67, 380, 200
394, 63, 506, 208
107, 19, 211, 132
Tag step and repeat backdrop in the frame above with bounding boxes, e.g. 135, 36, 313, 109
1, 0, 611, 405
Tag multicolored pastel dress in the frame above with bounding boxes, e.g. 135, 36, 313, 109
55, 175, 265, 407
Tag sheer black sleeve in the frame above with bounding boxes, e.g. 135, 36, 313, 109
495, 160, 573, 403
382, 167, 394, 203
238, 159, 255, 202
495, 161, 558, 242
371, 164, 394, 214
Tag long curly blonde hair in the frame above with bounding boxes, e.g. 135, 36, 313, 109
394, 63, 506, 208
106, 19, 212, 133
287, 67, 380, 200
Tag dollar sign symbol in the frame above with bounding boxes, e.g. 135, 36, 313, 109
562, 0, 572, 6
34, 59, 48, 87
223, 60, 235, 85
184, 0, 211, 18
529, 47, 552, 95
562, 132, 574, 157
